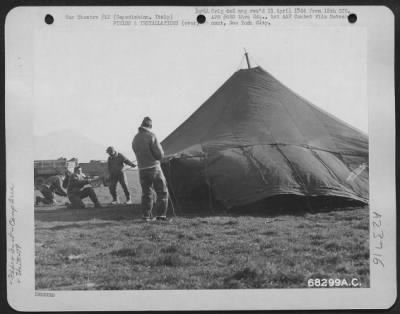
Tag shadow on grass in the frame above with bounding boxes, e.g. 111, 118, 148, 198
35, 195, 368, 223
174, 195, 368, 218
36, 222, 116, 231
35, 204, 143, 222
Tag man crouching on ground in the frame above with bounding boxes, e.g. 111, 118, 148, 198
132, 117, 168, 221
36, 173, 68, 205
65, 165, 102, 209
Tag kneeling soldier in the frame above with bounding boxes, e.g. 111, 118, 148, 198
65, 165, 102, 209
36, 173, 67, 205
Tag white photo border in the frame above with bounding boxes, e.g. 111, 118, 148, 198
5, 5, 396, 311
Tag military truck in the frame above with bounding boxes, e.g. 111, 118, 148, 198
34, 158, 109, 189
80, 160, 109, 187
34, 158, 78, 188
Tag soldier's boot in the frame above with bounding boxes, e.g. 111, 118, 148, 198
88, 189, 101, 208
68, 194, 85, 209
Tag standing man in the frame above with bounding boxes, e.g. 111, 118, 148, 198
35, 173, 68, 205
132, 117, 168, 221
66, 165, 102, 209
106, 146, 136, 205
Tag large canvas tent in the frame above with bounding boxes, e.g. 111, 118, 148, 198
161, 64, 368, 210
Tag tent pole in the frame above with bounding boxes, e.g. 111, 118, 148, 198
244, 49, 251, 69
207, 180, 214, 213
203, 152, 214, 213
165, 160, 178, 217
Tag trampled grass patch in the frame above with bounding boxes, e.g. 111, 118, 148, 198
35, 199, 370, 290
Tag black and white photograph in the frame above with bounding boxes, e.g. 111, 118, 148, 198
5, 6, 396, 311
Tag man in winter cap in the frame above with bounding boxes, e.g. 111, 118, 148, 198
132, 117, 168, 221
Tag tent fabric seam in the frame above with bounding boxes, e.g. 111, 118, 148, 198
308, 148, 355, 194
163, 143, 366, 160
240, 147, 270, 187
222, 187, 368, 208
274, 144, 309, 195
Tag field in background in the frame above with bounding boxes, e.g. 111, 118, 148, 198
34, 170, 369, 290
34, 170, 142, 206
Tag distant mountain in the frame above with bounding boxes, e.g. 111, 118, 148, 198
34, 129, 132, 163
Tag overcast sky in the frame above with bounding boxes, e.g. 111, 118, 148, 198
31, 17, 368, 160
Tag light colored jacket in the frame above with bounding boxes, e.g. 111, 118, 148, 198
132, 126, 164, 170
42, 175, 67, 196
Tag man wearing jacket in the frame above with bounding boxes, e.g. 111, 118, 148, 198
65, 165, 101, 209
106, 146, 136, 204
35, 174, 67, 205
132, 117, 168, 221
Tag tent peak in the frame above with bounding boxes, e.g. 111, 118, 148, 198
244, 48, 251, 69
236, 65, 264, 74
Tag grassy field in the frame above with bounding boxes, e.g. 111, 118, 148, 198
35, 170, 369, 290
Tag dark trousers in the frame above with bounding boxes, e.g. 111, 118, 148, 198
139, 167, 168, 217
38, 186, 55, 204
68, 187, 99, 208
108, 172, 130, 201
